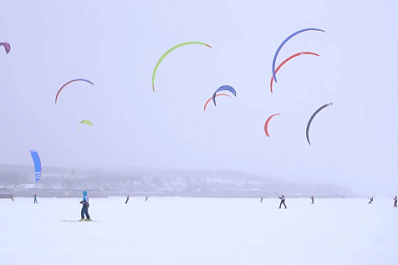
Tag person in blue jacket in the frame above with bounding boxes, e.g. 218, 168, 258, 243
80, 190, 91, 221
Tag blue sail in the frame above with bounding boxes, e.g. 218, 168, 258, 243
30, 150, 42, 182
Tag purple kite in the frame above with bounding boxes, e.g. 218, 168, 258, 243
0, 42, 11, 54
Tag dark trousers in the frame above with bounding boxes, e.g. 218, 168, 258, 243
81, 206, 90, 219
279, 201, 287, 208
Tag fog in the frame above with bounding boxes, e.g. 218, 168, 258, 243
0, 0, 397, 196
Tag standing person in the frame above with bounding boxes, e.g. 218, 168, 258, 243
393, 196, 397, 208
145, 196, 148, 202
260, 197, 263, 203
368, 197, 373, 204
33, 194, 38, 204
279, 195, 287, 209
311, 196, 315, 204
80, 190, 91, 221
125, 195, 130, 204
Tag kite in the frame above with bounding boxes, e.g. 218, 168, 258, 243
55, 79, 94, 104
78, 120, 93, 130
264, 113, 281, 137
203, 93, 232, 111
270, 52, 320, 93
272, 28, 325, 83
212, 85, 236, 106
0, 42, 10, 54
306, 102, 333, 145
152, 41, 212, 92
29, 150, 42, 182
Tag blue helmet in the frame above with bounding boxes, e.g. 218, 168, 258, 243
83, 190, 88, 196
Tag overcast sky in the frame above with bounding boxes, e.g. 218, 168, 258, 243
0, 0, 397, 195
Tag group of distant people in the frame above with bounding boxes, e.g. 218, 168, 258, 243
25, 193, 398, 221
125, 195, 148, 204
368, 196, 397, 207
259, 195, 398, 208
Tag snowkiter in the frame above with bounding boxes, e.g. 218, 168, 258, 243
33, 194, 38, 204
279, 195, 287, 209
125, 195, 130, 204
368, 197, 373, 204
80, 190, 91, 221
394, 196, 397, 208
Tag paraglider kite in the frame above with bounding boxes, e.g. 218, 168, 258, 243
203, 93, 232, 111
272, 28, 325, 83
0, 42, 10, 54
270, 52, 319, 93
212, 85, 237, 106
29, 150, 42, 182
55, 79, 94, 104
78, 120, 93, 131
306, 102, 333, 145
152, 41, 212, 92
264, 113, 281, 137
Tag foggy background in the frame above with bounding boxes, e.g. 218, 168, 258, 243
0, 0, 397, 196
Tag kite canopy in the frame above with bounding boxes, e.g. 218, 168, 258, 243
29, 150, 42, 182
270, 52, 320, 93
264, 114, 281, 137
272, 28, 325, 83
0, 42, 10, 54
306, 102, 333, 145
203, 93, 232, 111
212, 85, 237, 106
55, 79, 94, 104
152, 41, 211, 92
79, 119, 93, 130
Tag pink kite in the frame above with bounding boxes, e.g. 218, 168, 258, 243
0, 42, 11, 54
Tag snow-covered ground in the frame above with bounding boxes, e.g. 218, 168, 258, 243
1, 197, 397, 265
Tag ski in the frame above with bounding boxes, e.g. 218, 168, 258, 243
61, 220, 97, 222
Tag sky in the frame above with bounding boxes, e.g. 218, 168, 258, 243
0, 0, 397, 195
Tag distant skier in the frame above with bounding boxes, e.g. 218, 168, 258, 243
125, 195, 130, 204
393, 196, 397, 208
80, 190, 91, 221
145, 196, 148, 202
260, 197, 263, 203
279, 195, 287, 209
311, 196, 315, 204
33, 194, 38, 204
368, 197, 373, 204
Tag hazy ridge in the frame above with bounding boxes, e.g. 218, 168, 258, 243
0, 165, 354, 198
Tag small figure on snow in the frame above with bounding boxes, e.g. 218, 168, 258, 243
311, 196, 315, 204
393, 196, 397, 208
125, 195, 130, 204
33, 194, 38, 204
145, 196, 148, 202
80, 190, 91, 221
279, 195, 287, 209
260, 197, 263, 203
368, 197, 373, 204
